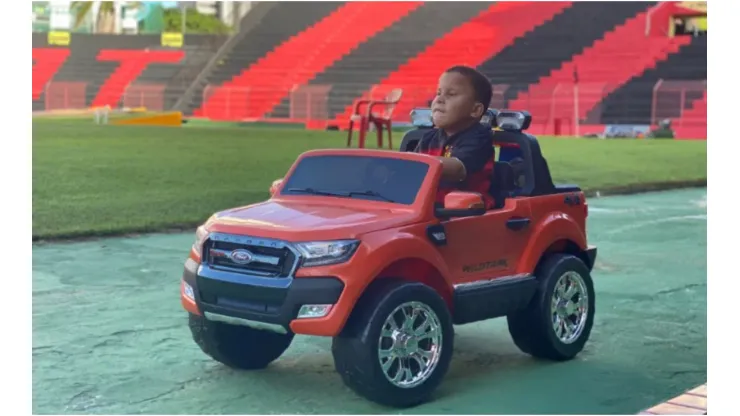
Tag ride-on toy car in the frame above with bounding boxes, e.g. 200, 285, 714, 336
181, 109, 597, 408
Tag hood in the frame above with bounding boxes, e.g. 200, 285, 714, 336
206, 199, 420, 241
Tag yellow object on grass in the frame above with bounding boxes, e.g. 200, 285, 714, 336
111, 112, 183, 127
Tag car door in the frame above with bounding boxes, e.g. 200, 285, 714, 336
437, 198, 533, 286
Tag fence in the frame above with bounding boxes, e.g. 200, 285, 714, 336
494, 82, 614, 136
288, 85, 332, 124
194, 82, 619, 132
122, 84, 167, 110
42, 81, 184, 112
44, 81, 87, 111
39, 79, 707, 137
651, 79, 707, 127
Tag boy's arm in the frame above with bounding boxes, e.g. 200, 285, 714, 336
411, 129, 487, 182
413, 130, 468, 181
448, 133, 494, 179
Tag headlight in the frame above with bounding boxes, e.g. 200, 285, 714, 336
192, 226, 209, 257
295, 240, 359, 267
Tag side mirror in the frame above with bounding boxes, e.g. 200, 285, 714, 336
269, 178, 283, 196
434, 191, 486, 219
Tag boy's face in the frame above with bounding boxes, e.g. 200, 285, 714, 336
432, 72, 484, 134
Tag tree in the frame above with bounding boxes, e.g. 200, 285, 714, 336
70, 1, 141, 33
70, 1, 112, 33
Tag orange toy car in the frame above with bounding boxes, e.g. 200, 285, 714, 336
181, 109, 597, 408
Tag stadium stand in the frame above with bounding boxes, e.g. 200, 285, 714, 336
269, 1, 495, 120
194, 1, 423, 121
183, 1, 343, 115
92, 49, 185, 108
597, 34, 707, 125
154, 39, 225, 111
506, 3, 693, 129
32, 48, 70, 103
476, 1, 655, 108
331, 1, 574, 127
32, 33, 226, 112
32, 1, 706, 137
672, 90, 707, 139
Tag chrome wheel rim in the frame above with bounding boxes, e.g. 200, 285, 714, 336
377, 301, 443, 389
550, 271, 589, 344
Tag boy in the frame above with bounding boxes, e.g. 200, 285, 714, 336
414, 65, 495, 208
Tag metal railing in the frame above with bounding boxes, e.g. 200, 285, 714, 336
651, 79, 707, 127
40, 79, 707, 136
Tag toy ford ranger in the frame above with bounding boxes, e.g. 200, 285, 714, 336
181, 109, 597, 408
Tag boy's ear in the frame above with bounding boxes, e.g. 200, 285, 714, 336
470, 102, 485, 119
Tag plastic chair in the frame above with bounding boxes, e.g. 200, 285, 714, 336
346, 88, 403, 149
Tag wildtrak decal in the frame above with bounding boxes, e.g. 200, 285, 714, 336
463, 259, 508, 273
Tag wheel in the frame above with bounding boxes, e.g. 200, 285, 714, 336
507, 254, 595, 361
332, 280, 454, 408
188, 313, 294, 370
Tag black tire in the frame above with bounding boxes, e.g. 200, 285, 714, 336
507, 254, 595, 361
332, 280, 454, 408
188, 313, 294, 370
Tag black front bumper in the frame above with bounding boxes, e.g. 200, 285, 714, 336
585, 245, 597, 271
182, 259, 344, 331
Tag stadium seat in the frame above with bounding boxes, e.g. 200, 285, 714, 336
32, 48, 70, 100
93, 49, 184, 108
508, 5, 692, 125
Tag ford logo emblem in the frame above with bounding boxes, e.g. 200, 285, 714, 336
229, 249, 253, 265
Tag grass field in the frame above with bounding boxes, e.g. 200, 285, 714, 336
32, 119, 707, 240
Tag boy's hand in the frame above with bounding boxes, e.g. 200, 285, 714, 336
269, 178, 283, 195
437, 157, 466, 182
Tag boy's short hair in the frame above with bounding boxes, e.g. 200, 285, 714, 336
444, 65, 493, 115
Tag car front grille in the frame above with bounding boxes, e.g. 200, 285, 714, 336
203, 233, 297, 278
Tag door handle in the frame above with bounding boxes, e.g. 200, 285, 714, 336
506, 217, 530, 231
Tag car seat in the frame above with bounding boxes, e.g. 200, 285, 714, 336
489, 161, 517, 209
399, 128, 427, 152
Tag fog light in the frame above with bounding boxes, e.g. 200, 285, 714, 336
297, 304, 333, 319
183, 281, 195, 301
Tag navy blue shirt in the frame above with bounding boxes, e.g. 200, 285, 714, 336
414, 122, 494, 207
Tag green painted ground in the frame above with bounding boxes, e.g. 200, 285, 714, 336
32, 188, 707, 414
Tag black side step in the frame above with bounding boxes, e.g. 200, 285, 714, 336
452, 274, 538, 325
